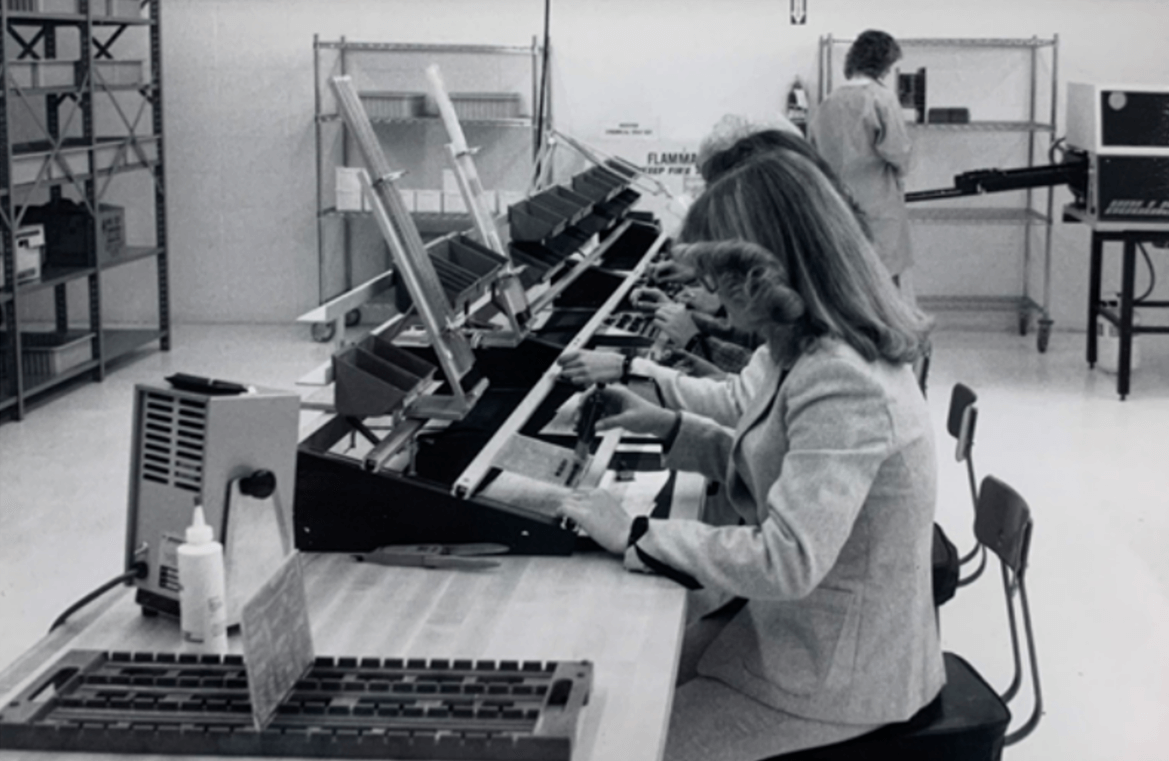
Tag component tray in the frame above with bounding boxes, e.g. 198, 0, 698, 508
0, 649, 593, 760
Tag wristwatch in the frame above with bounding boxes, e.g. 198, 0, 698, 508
627, 515, 649, 548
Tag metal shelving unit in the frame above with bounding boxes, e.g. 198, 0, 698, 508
310, 37, 544, 339
1, 0, 168, 420
819, 35, 1059, 351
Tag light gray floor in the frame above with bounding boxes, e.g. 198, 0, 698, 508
1, 323, 1167, 759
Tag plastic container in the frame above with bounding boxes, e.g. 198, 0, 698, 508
359, 91, 425, 119
16, 331, 93, 376
177, 502, 228, 654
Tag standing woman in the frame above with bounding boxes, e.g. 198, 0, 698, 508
558, 150, 941, 760
809, 29, 915, 291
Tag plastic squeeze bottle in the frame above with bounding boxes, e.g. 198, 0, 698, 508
178, 501, 228, 654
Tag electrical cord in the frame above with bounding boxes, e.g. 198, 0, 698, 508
1135, 242, 1157, 303
49, 562, 147, 633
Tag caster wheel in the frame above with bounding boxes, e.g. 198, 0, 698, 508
345, 308, 362, 327
311, 321, 337, 343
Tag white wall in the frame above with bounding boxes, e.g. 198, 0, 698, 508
144, 0, 1168, 329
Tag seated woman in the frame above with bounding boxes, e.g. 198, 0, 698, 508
557, 150, 942, 760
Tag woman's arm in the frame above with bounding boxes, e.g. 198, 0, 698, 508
625, 358, 894, 599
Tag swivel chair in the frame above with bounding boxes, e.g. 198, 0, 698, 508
768, 474, 1044, 761
949, 383, 988, 587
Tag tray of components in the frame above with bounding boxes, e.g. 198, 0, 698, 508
0, 649, 593, 760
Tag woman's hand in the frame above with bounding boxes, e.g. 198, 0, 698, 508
557, 349, 624, 385
591, 385, 677, 437
649, 259, 697, 285
558, 488, 633, 555
630, 286, 672, 312
654, 302, 701, 346
676, 286, 721, 315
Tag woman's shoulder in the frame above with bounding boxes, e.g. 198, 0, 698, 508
786, 339, 889, 393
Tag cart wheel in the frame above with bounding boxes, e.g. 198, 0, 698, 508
1017, 311, 1031, 336
345, 308, 362, 327
311, 321, 336, 343
1037, 322, 1051, 353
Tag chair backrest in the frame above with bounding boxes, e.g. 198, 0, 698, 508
974, 475, 1043, 745
948, 383, 986, 587
947, 383, 978, 465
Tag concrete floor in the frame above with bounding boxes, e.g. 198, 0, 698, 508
1, 323, 1167, 759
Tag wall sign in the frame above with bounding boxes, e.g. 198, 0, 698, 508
791, 0, 807, 25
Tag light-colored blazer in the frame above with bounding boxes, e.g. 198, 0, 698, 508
808, 77, 914, 277
627, 340, 944, 725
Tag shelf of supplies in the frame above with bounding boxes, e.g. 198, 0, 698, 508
0, 356, 98, 406
102, 327, 163, 362
318, 113, 532, 127
4, 13, 152, 27
910, 121, 1054, 133
14, 265, 95, 295
315, 41, 533, 55
3, 82, 155, 96
908, 207, 1049, 224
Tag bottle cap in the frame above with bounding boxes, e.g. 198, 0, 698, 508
186, 504, 214, 545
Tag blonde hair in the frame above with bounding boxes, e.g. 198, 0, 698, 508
679, 150, 931, 364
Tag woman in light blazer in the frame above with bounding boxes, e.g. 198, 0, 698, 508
558, 149, 943, 760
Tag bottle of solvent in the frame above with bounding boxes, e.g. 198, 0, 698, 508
178, 500, 228, 654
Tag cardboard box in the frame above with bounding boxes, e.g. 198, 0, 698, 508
335, 167, 370, 212
0, 225, 44, 288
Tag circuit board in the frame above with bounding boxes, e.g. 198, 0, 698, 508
0, 649, 593, 760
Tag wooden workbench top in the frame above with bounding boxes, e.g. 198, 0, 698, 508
0, 472, 705, 761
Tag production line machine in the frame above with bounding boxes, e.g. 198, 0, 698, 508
293, 76, 679, 557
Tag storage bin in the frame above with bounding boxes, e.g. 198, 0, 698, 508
7, 62, 36, 88
359, 91, 425, 119
447, 92, 522, 120
23, 199, 125, 267
93, 60, 143, 86
9, 331, 94, 377
6, 0, 78, 13
3, 60, 74, 88
103, 0, 140, 17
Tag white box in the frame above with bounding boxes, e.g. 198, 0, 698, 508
93, 60, 143, 86
335, 167, 369, 212
0, 225, 44, 288
443, 192, 467, 214
414, 190, 442, 213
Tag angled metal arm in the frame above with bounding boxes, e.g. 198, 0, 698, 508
331, 75, 484, 421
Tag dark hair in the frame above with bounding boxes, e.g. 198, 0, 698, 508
678, 150, 930, 364
844, 29, 902, 80
700, 129, 872, 241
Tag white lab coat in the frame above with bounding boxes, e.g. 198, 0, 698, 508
809, 77, 914, 277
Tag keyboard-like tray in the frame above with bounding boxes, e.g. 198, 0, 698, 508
0, 650, 593, 760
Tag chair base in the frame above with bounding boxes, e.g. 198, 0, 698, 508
764, 653, 1010, 761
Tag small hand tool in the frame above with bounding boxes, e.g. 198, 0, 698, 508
568, 385, 606, 487
354, 543, 508, 570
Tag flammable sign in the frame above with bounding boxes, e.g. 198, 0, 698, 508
791, 0, 807, 25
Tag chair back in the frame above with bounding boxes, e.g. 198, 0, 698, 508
975, 475, 1043, 745
947, 383, 978, 464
